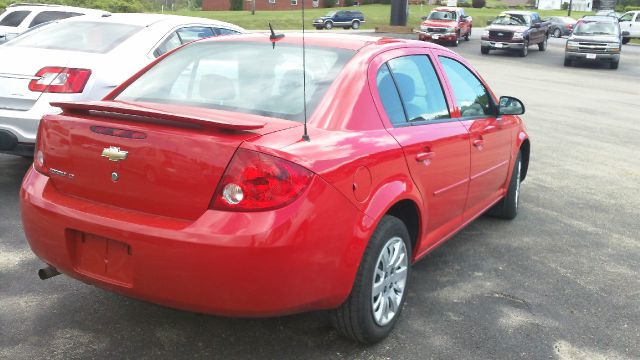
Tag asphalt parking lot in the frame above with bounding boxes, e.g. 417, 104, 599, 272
1, 33, 639, 359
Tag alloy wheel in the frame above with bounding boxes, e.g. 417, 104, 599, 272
371, 236, 408, 326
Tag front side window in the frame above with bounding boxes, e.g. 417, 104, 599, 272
439, 56, 494, 118
0, 10, 30, 27
619, 13, 633, 22
385, 55, 450, 123
117, 42, 354, 122
6, 21, 142, 53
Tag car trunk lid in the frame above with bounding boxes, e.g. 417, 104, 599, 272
40, 101, 300, 220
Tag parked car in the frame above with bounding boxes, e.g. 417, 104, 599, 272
547, 16, 576, 37
0, 13, 244, 156
21, 33, 530, 344
417, 6, 472, 46
313, 10, 365, 30
564, 16, 627, 69
481, 11, 550, 57
0, 3, 108, 44
618, 10, 640, 44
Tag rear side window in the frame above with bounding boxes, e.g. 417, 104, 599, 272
215, 28, 240, 35
29, 11, 81, 27
7, 21, 142, 53
376, 64, 405, 125
383, 55, 450, 123
439, 56, 494, 118
0, 10, 30, 27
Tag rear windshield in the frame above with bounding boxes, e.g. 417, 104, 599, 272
573, 21, 618, 35
6, 21, 142, 53
116, 41, 355, 122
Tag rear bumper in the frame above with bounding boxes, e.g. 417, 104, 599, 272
565, 51, 619, 62
418, 31, 458, 42
481, 40, 525, 50
20, 167, 371, 316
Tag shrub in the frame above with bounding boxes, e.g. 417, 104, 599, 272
229, 0, 243, 10
459, 2, 471, 7
472, 0, 485, 8
561, 2, 569, 9
325, 0, 337, 7
344, 0, 354, 5
625, 6, 640, 10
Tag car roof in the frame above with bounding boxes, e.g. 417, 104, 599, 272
580, 15, 618, 22
5, 3, 108, 14
61, 12, 244, 31
198, 32, 452, 53
502, 11, 535, 15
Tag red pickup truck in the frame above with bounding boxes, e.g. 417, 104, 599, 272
417, 7, 472, 47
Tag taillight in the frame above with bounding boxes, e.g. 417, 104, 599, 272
211, 149, 313, 212
33, 122, 47, 175
568, 24, 573, 30
29, 67, 91, 93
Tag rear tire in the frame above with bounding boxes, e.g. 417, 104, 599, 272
553, 28, 561, 38
465, 27, 471, 41
481, 46, 490, 54
352, 20, 360, 30
488, 152, 522, 220
332, 215, 411, 343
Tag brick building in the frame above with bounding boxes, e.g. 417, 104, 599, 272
203, 0, 330, 11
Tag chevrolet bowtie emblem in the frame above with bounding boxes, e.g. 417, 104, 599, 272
101, 146, 128, 162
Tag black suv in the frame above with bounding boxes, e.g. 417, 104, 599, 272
564, 16, 630, 69
313, 10, 365, 30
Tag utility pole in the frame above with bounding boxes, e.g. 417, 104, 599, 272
252, 0, 256, 15
568, 0, 573, 16
390, 0, 408, 26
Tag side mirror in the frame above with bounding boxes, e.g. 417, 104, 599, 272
622, 31, 630, 36
498, 96, 525, 116
421, 16, 427, 20
486, 19, 494, 25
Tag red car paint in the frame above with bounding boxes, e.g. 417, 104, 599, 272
418, 7, 472, 44
21, 33, 529, 317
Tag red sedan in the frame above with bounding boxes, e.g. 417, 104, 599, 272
21, 33, 530, 343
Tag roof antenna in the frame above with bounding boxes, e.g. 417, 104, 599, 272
301, 0, 310, 141
269, 23, 284, 49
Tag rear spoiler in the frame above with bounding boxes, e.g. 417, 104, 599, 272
50, 101, 266, 131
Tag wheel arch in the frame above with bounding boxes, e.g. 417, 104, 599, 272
385, 199, 421, 258
519, 138, 530, 181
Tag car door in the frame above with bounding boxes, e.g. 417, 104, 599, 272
632, 12, 640, 37
530, 14, 543, 43
435, 53, 515, 222
370, 48, 471, 252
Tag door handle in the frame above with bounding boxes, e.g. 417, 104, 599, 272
416, 151, 436, 165
473, 139, 485, 149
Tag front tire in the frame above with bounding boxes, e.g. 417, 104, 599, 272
324, 21, 333, 30
622, 37, 630, 44
538, 36, 547, 51
519, 40, 529, 57
465, 27, 471, 41
332, 215, 411, 343
481, 46, 490, 54
489, 152, 522, 219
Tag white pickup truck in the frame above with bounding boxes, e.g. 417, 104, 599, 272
619, 10, 640, 44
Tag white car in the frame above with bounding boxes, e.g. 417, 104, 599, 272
0, 13, 245, 156
619, 11, 640, 44
0, 3, 108, 44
